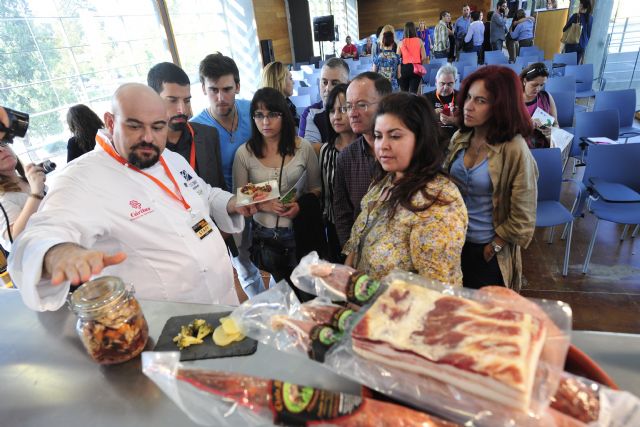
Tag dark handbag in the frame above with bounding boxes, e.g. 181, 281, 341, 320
249, 155, 293, 275
250, 233, 292, 274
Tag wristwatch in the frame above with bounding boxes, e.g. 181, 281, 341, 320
491, 241, 503, 253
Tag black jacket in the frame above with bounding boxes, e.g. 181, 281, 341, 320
190, 122, 226, 190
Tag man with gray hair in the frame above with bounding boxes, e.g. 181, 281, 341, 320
298, 57, 350, 148
423, 64, 460, 140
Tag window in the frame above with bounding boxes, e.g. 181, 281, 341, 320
0, 0, 171, 166
0, 0, 261, 167
308, 0, 359, 59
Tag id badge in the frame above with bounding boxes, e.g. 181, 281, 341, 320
189, 211, 213, 240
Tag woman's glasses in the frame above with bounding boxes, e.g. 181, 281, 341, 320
253, 111, 283, 120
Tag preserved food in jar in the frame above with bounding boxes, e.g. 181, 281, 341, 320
68, 276, 149, 364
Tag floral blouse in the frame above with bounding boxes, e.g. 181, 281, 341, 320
343, 174, 467, 286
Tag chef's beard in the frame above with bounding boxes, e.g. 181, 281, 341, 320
128, 141, 160, 169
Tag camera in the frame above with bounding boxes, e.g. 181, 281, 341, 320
0, 107, 30, 142
38, 160, 57, 174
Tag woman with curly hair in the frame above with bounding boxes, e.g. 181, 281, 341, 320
344, 93, 467, 284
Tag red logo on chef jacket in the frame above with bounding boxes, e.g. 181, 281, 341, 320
129, 199, 153, 220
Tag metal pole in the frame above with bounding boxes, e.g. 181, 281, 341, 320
154, 0, 181, 67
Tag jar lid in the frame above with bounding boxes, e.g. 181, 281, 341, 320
69, 276, 127, 317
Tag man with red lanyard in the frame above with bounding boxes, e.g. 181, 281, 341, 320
147, 62, 225, 190
8, 83, 257, 312
423, 64, 460, 141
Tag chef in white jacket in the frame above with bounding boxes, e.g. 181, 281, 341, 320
9, 83, 257, 311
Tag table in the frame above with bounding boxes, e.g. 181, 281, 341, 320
1, 289, 639, 427
0, 289, 360, 427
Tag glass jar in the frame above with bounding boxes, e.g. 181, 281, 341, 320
68, 276, 149, 365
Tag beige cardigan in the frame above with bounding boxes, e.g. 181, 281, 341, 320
445, 131, 539, 291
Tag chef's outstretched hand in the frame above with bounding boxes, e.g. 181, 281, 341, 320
44, 243, 127, 285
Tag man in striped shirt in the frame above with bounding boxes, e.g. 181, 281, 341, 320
433, 11, 452, 59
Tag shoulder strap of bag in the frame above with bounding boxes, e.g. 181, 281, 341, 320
275, 153, 286, 229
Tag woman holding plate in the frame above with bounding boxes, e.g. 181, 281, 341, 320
232, 88, 321, 293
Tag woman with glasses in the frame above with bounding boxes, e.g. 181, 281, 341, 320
0, 107, 47, 252
260, 61, 299, 129
445, 66, 538, 290
319, 84, 355, 262
520, 63, 558, 148
343, 93, 467, 284
232, 88, 321, 292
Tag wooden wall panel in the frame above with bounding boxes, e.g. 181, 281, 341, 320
358, 0, 492, 39
253, 0, 292, 64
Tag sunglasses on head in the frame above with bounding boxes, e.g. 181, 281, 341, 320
526, 65, 548, 76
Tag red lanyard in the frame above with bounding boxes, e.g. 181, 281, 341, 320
95, 134, 191, 211
436, 91, 454, 108
186, 123, 196, 170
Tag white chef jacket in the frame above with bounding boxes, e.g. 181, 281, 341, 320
8, 137, 244, 311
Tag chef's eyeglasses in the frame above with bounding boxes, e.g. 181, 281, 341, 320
253, 111, 283, 120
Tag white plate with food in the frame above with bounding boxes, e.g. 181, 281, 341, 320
236, 180, 280, 206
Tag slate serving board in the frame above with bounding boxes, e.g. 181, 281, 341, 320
153, 311, 257, 361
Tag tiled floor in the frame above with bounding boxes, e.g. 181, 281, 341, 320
521, 176, 640, 333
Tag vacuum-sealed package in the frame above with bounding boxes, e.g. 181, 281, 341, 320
231, 281, 355, 362
142, 351, 459, 427
323, 270, 575, 426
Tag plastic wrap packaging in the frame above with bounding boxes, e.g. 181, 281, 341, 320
232, 281, 356, 362
549, 371, 640, 427
290, 252, 388, 307
321, 270, 574, 427
141, 351, 460, 427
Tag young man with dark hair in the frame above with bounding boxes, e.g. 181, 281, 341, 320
147, 62, 225, 190
333, 72, 392, 248
190, 53, 265, 298
454, 4, 471, 60
490, 0, 509, 52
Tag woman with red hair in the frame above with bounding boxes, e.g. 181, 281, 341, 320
445, 66, 538, 291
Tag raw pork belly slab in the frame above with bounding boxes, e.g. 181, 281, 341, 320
351, 280, 547, 411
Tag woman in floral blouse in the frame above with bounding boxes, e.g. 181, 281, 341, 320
343, 93, 467, 285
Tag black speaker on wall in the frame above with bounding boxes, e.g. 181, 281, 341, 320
260, 39, 275, 66
313, 15, 335, 42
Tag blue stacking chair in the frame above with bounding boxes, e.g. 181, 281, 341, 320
463, 65, 479, 79
484, 50, 508, 65
289, 94, 311, 117
459, 51, 479, 66
593, 89, 640, 142
568, 109, 620, 173
520, 45, 544, 58
532, 148, 579, 276
545, 76, 576, 94
430, 57, 449, 67
546, 75, 587, 115
549, 90, 576, 132
422, 63, 443, 85
552, 52, 578, 77
500, 63, 523, 74
516, 54, 541, 69
553, 52, 578, 67
564, 64, 596, 100
572, 143, 640, 273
